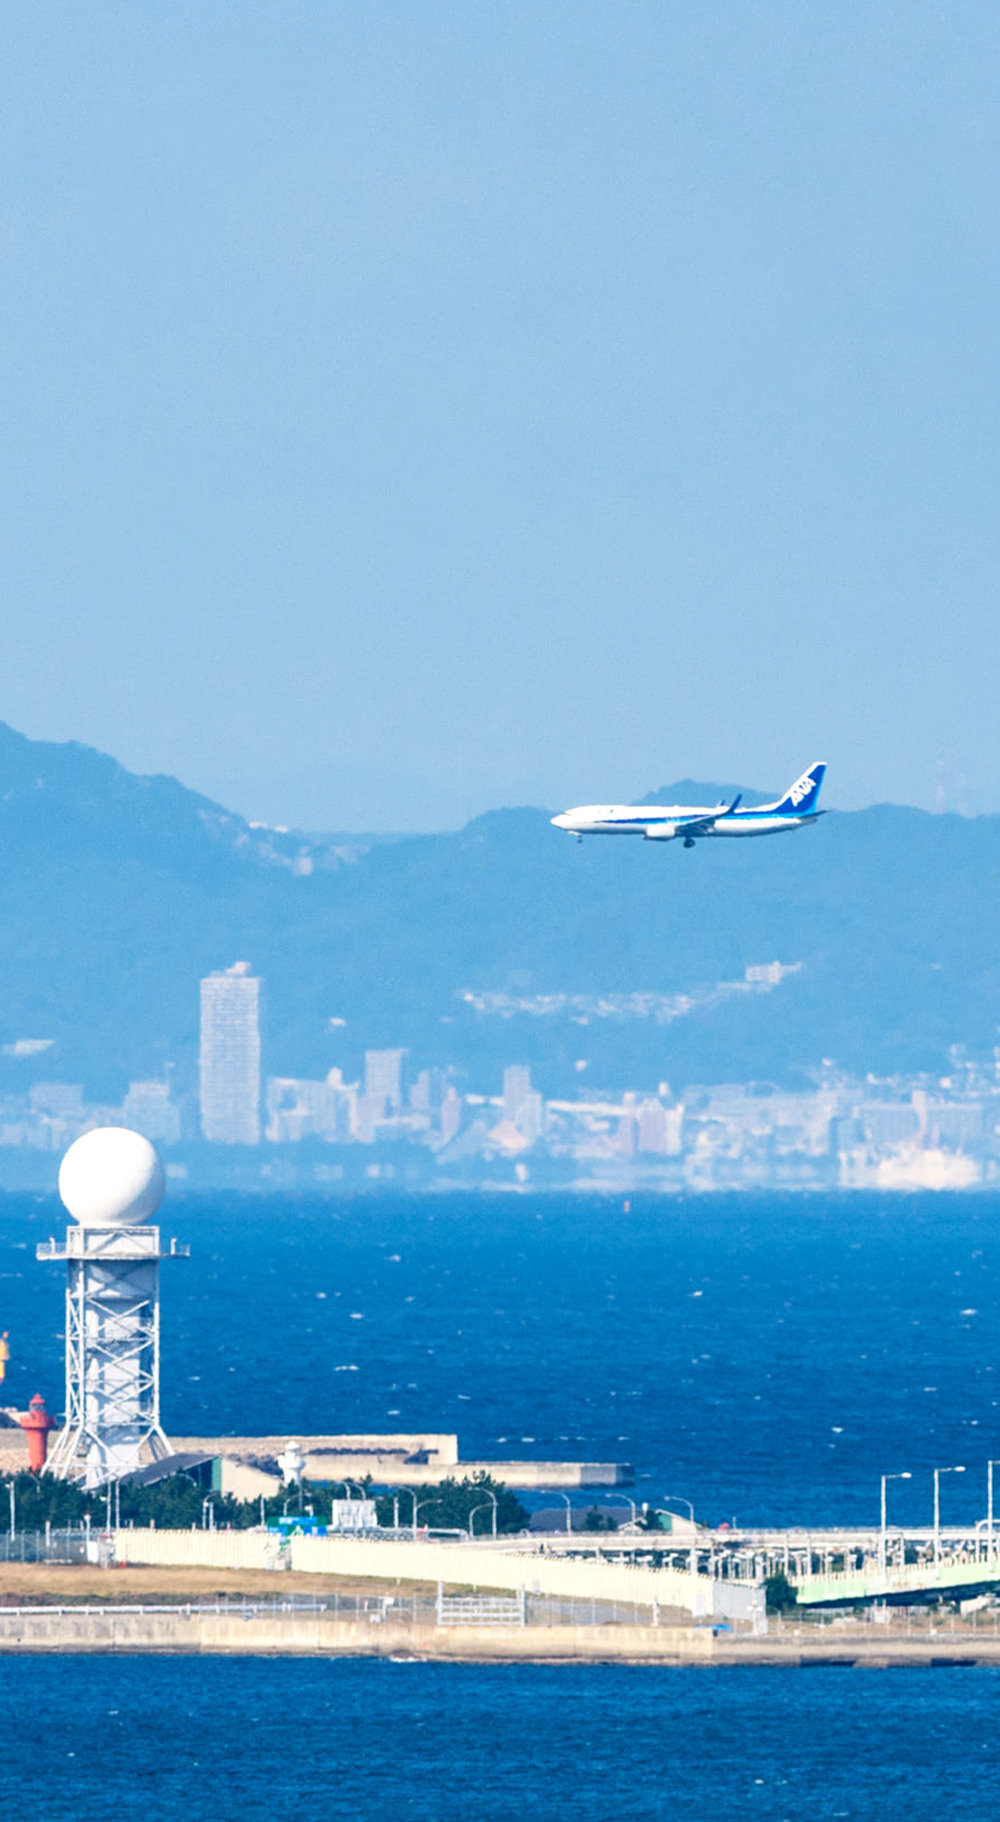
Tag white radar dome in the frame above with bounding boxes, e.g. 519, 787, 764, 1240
58, 1127, 166, 1227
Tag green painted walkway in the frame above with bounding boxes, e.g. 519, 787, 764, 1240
793, 1556, 1000, 1605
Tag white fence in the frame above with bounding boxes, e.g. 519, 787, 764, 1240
437, 1586, 525, 1626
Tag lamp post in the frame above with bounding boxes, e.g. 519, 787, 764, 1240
468, 1489, 498, 1539
412, 1494, 439, 1540
553, 1492, 573, 1535
662, 1495, 697, 1577
610, 1495, 637, 1526
880, 1471, 911, 1576
933, 1464, 965, 1565
988, 1462, 1000, 1563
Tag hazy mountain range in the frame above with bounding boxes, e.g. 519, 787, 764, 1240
0, 720, 995, 1104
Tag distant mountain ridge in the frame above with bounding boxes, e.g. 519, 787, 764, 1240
0, 722, 353, 876
0, 721, 994, 1103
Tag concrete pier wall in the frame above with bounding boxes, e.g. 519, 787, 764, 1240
171, 1434, 461, 1466
289, 1532, 721, 1614
109, 1527, 760, 1623
0, 1608, 710, 1659
1, 1608, 999, 1664
113, 1530, 274, 1571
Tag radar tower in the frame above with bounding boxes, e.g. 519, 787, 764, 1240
38, 1128, 188, 1488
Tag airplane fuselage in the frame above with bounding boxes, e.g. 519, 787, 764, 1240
551, 762, 827, 846
551, 806, 821, 839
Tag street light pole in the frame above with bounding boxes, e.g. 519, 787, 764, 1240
879, 1471, 911, 1576
467, 1488, 497, 1538
933, 1464, 965, 1565
468, 1496, 498, 1540
412, 1495, 439, 1540
662, 1495, 697, 1577
988, 1462, 1000, 1563
554, 1492, 573, 1535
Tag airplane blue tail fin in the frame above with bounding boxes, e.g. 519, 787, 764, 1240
773, 761, 826, 816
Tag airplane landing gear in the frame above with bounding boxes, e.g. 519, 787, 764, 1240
683, 837, 696, 849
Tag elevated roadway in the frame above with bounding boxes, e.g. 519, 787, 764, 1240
706, 1525, 1000, 1607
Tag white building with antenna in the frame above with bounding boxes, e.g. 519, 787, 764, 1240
38, 1127, 188, 1488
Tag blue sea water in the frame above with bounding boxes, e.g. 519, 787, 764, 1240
3, 1656, 999, 1820
4, 1189, 999, 1527
4, 1189, 1000, 1812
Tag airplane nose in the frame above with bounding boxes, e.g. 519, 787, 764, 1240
551, 813, 569, 829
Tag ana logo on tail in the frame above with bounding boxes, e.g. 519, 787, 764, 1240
782, 763, 826, 812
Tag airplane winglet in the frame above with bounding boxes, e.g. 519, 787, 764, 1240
727, 793, 742, 814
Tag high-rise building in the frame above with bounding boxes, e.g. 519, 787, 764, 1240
410, 1068, 446, 1114
503, 1065, 533, 1125
199, 963, 261, 1144
353, 1092, 389, 1144
516, 1089, 546, 1145
636, 1099, 685, 1155
439, 1086, 463, 1146
364, 1049, 406, 1111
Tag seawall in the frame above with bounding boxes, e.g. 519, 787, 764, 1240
1, 1609, 999, 1664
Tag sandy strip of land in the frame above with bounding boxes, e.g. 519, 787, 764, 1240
0, 1563, 434, 1603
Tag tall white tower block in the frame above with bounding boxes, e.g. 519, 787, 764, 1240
200, 962, 261, 1144
38, 1127, 188, 1488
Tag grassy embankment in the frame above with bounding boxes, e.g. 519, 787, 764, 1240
0, 1564, 436, 1603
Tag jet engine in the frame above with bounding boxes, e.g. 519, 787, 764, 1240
643, 822, 677, 840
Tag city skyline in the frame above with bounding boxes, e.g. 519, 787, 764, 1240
0, 954, 996, 1194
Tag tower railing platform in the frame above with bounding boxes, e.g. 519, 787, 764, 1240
37, 1228, 189, 1262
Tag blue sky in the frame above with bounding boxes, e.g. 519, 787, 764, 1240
1, 3, 998, 829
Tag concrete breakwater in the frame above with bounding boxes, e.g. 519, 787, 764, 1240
0, 1429, 632, 1490
0, 1607, 709, 1661
1, 1608, 1000, 1665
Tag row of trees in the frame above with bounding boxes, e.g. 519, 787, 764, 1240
5, 1469, 529, 1535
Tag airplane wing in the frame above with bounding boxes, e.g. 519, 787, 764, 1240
674, 794, 742, 838
672, 814, 721, 837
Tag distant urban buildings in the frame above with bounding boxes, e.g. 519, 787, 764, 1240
365, 1049, 406, 1110
199, 962, 261, 1145
122, 1080, 181, 1145
265, 1069, 354, 1144
3, 958, 1000, 1193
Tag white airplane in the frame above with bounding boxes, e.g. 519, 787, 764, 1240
551, 761, 827, 848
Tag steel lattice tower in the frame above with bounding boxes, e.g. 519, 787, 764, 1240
38, 1128, 188, 1489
